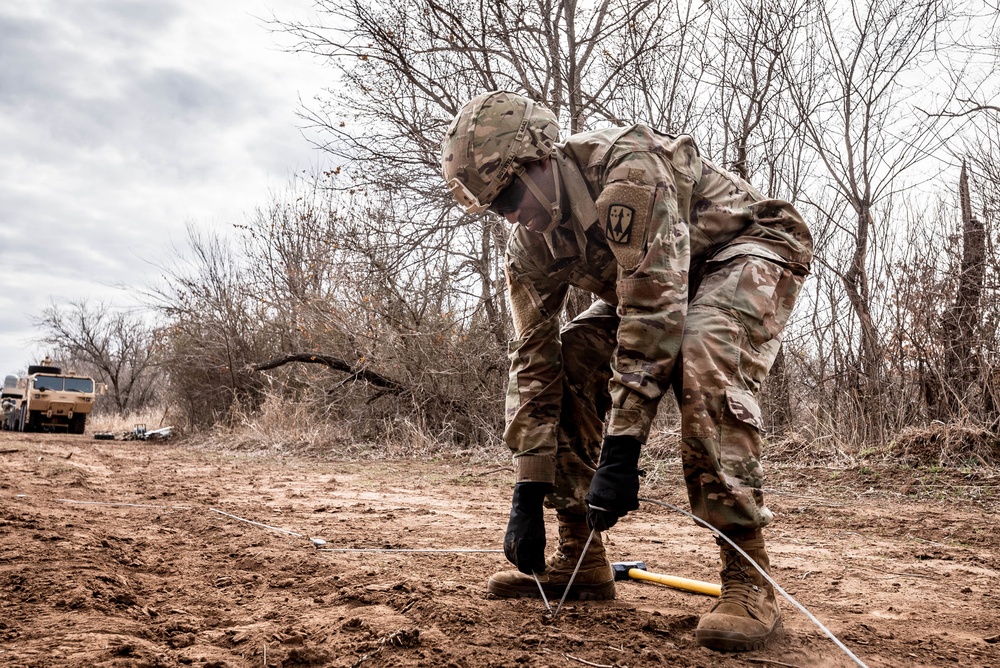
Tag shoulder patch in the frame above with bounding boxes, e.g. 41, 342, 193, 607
607, 205, 635, 243
597, 180, 654, 271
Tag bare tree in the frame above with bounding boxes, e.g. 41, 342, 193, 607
272, 0, 716, 325
939, 161, 986, 416
781, 0, 954, 419
35, 300, 161, 413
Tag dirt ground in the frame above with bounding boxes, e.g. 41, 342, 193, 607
1, 432, 998, 668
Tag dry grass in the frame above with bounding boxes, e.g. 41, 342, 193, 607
190, 393, 505, 465
190, 394, 346, 457
765, 431, 859, 466
84, 398, 1000, 493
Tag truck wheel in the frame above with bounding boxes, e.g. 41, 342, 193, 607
24, 410, 41, 433
69, 414, 87, 435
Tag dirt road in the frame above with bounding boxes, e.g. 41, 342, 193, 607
1, 432, 998, 667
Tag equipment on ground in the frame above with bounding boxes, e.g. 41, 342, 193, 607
612, 560, 722, 597
93, 424, 175, 441
209, 507, 326, 547
1, 358, 100, 434
123, 424, 174, 441
532, 572, 553, 613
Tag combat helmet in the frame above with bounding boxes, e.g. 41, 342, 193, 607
441, 91, 560, 214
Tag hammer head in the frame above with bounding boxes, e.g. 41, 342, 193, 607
611, 561, 647, 581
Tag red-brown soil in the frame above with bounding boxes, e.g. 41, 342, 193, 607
1, 432, 998, 667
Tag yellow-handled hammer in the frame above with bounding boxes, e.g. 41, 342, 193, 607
612, 561, 721, 597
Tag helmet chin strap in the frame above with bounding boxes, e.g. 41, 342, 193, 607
519, 158, 562, 233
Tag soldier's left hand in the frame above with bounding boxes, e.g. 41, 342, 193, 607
585, 435, 642, 530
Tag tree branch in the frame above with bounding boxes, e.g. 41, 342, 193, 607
251, 353, 406, 393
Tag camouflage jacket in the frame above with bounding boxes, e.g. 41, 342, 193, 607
504, 124, 813, 483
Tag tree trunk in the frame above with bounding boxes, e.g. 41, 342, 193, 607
942, 160, 985, 417
841, 204, 882, 391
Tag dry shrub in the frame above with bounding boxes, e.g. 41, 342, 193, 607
151, 182, 511, 452
641, 430, 682, 489
890, 423, 1000, 467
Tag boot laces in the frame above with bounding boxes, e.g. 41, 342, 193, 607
718, 548, 761, 611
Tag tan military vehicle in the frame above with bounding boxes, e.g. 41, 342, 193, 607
1, 358, 98, 434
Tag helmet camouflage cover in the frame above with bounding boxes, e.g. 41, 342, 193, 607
441, 91, 560, 213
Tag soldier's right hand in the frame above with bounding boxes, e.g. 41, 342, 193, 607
503, 481, 551, 575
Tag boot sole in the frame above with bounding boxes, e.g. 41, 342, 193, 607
487, 578, 616, 601
694, 620, 783, 652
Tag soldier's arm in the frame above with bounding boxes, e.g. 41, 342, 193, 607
597, 145, 697, 442
503, 247, 569, 485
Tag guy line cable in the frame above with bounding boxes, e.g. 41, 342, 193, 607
209, 500, 867, 666
209, 507, 502, 553
638, 496, 869, 668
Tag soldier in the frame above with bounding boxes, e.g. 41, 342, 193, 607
440, 91, 812, 651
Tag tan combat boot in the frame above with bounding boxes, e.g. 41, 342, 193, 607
695, 529, 782, 651
487, 513, 616, 600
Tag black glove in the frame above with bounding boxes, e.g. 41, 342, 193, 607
585, 435, 642, 531
503, 481, 551, 575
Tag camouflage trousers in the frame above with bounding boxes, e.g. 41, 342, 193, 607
547, 253, 805, 534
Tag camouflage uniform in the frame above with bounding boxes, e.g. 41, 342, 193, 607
504, 125, 812, 534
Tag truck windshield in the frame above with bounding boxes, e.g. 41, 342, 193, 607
34, 376, 64, 391
32, 377, 93, 392
64, 378, 94, 393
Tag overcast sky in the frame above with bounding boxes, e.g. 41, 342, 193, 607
0, 0, 332, 376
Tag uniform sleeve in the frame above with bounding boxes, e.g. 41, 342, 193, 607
503, 246, 569, 484
597, 148, 695, 442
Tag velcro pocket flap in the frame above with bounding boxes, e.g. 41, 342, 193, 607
725, 387, 762, 431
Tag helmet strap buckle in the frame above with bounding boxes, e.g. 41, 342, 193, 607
447, 178, 489, 214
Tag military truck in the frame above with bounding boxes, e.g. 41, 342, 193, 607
1, 358, 98, 434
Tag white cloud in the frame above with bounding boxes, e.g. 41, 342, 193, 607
0, 0, 331, 375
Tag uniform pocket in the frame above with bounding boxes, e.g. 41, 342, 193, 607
697, 254, 800, 352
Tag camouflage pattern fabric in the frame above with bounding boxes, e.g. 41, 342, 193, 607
441, 91, 560, 211
503, 124, 812, 530
547, 301, 616, 513
675, 253, 805, 532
